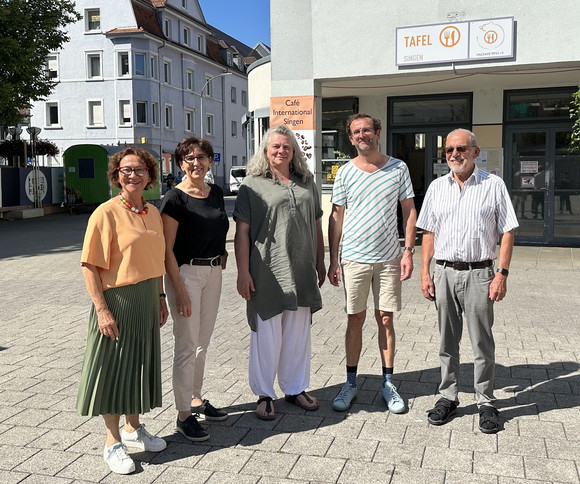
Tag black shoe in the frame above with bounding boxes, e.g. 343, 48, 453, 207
176, 415, 210, 441
191, 399, 229, 421
479, 406, 500, 434
426, 397, 458, 426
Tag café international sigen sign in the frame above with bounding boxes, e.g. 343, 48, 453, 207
396, 17, 514, 66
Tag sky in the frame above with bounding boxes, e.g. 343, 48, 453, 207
198, 0, 271, 49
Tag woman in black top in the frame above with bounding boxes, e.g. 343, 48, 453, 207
160, 137, 229, 442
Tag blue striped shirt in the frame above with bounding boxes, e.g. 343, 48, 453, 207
416, 166, 519, 262
332, 157, 414, 263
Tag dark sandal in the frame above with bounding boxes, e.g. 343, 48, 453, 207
284, 391, 319, 411
479, 406, 500, 434
427, 397, 458, 425
256, 396, 275, 420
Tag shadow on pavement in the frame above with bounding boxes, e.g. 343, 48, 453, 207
142, 360, 579, 465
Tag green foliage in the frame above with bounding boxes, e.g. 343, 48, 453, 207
0, 0, 81, 126
571, 85, 580, 153
0, 139, 59, 158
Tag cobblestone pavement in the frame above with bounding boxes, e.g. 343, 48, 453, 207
1, 213, 579, 483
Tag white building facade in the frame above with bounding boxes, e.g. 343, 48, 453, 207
261, 0, 580, 246
31, 0, 257, 190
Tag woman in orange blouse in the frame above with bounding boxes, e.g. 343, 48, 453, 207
76, 147, 168, 475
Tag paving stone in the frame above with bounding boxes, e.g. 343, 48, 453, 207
195, 447, 253, 473
518, 420, 567, 440
445, 471, 499, 483
325, 436, 378, 461
287, 454, 345, 482
524, 455, 580, 483
373, 442, 425, 467
390, 465, 445, 483
473, 452, 525, 478
14, 449, 81, 476
240, 450, 298, 478
422, 446, 474, 473
337, 460, 394, 483
497, 434, 547, 457
280, 432, 333, 456
28, 429, 88, 451
0, 444, 40, 471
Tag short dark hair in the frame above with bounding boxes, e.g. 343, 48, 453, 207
174, 137, 214, 166
346, 113, 381, 137
107, 146, 158, 190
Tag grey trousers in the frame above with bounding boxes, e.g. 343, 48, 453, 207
433, 264, 495, 407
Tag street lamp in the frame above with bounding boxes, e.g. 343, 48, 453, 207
200, 72, 231, 138
27, 126, 42, 209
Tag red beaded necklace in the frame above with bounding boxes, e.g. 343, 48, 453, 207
119, 192, 148, 215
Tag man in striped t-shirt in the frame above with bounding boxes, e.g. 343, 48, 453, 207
416, 128, 518, 434
328, 113, 417, 414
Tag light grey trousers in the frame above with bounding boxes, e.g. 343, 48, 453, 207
433, 264, 496, 407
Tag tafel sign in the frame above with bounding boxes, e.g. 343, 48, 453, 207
396, 17, 514, 66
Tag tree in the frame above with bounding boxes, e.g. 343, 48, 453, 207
0, 0, 80, 126
571, 85, 580, 153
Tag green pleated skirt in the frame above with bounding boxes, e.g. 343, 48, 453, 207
76, 278, 162, 416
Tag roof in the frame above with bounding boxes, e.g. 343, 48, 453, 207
208, 25, 255, 57
132, 0, 165, 38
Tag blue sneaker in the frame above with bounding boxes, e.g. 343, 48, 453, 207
382, 381, 406, 414
333, 382, 357, 411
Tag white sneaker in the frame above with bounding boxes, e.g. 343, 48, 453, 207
121, 423, 167, 452
103, 442, 135, 475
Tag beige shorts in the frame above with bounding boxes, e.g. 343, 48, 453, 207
341, 258, 402, 314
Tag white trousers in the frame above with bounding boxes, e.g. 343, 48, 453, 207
249, 307, 312, 399
166, 264, 222, 411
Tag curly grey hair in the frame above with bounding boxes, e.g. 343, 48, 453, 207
246, 125, 313, 183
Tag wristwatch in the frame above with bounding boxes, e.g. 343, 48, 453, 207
496, 268, 509, 276
404, 247, 415, 254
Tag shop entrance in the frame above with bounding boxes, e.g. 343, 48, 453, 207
387, 93, 472, 219
391, 129, 453, 215
505, 126, 580, 245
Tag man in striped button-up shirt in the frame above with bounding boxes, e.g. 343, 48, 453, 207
416, 128, 519, 434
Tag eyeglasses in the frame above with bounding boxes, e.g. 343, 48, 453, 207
117, 166, 149, 177
183, 155, 209, 163
351, 128, 375, 137
445, 146, 473, 154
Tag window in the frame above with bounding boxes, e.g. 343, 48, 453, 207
45, 102, 59, 127
118, 52, 129, 77
151, 55, 158, 80
205, 75, 213, 96
231, 86, 237, 103
46, 55, 59, 80
183, 27, 190, 46
164, 19, 172, 38
241, 90, 247, 107
119, 100, 131, 125
85, 8, 100, 32
134, 53, 146, 76
231, 120, 237, 138
232, 155, 238, 165
165, 104, 174, 129
197, 35, 204, 52
152, 102, 159, 126
186, 69, 194, 91
206, 114, 214, 135
86, 53, 102, 79
185, 109, 194, 132
136, 101, 147, 125
87, 100, 104, 127
164, 60, 172, 84
182, 0, 187, 8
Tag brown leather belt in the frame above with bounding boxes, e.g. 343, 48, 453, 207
436, 259, 493, 270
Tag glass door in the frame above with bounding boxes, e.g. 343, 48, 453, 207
506, 126, 580, 245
